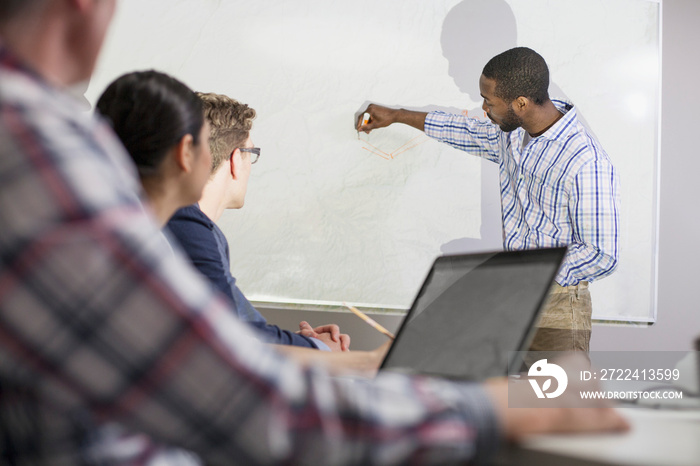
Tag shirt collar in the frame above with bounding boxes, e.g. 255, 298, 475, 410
536, 99, 578, 142
194, 203, 215, 228
509, 99, 577, 147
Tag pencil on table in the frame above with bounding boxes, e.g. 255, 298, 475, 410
343, 302, 396, 340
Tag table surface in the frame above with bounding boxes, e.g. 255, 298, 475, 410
496, 404, 700, 466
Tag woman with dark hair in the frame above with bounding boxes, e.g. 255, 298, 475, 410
91, 70, 212, 465
96, 70, 212, 226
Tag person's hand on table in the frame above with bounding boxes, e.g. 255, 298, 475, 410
298, 321, 351, 352
484, 354, 630, 441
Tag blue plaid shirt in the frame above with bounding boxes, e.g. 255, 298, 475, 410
425, 101, 620, 286
0, 44, 500, 465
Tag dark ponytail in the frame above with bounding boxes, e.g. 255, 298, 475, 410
96, 70, 204, 178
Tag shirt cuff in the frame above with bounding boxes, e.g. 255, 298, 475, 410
309, 337, 331, 351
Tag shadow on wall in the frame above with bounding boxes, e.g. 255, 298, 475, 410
436, 0, 583, 255
437, 0, 516, 254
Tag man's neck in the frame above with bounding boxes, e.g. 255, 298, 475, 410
522, 100, 564, 138
198, 168, 231, 222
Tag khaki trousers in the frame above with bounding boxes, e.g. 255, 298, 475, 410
528, 281, 592, 353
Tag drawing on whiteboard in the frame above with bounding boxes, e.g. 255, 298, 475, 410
359, 134, 430, 160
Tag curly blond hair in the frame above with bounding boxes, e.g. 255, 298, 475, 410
197, 92, 257, 172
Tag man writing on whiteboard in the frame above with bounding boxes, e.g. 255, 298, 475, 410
358, 47, 620, 354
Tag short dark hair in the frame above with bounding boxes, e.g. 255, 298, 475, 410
96, 70, 204, 179
482, 47, 549, 105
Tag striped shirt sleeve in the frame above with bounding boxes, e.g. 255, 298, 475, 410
558, 157, 620, 284
424, 111, 503, 163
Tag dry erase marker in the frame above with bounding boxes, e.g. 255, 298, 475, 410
343, 302, 395, 340
358, 112, 371, 139
362, 112, 371, 127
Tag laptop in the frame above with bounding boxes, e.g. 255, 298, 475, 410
380, 247, 567, 381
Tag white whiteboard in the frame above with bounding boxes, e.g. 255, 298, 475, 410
87, 0, 661, 322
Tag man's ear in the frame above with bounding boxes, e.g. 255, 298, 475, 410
513, 96, 529, 113
229, 148, 242, 179
174, 134, 195, 172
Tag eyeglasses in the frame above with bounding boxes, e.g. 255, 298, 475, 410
236, 147, 261, 164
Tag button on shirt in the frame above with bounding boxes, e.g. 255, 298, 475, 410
0, 45, 500, 465
425, 101, 620, 286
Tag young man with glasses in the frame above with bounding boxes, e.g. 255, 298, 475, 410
166, 92, 351, 352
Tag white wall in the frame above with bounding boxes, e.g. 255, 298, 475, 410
263, 0, 700, 352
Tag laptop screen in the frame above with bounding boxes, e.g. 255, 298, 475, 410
380, 247, 567, 380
